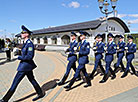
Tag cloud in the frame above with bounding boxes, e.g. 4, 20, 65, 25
0, 30, 4, 32
61, 3, 67, 7
128, 19, 138, 24
128, 14, 138, 18
82, 5, 89, 8
62, 1, 80, 8
130, 28, 138, 32
9, 19, 17, 23
68, 1, 80, 8
118, 14, 127, 18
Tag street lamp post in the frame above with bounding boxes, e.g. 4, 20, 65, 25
98, 0, 118, 44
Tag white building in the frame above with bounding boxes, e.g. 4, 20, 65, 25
16, 17, 129, 53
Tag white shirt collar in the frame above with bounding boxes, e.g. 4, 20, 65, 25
24, 38, 29, 43
129, 42, 132, 44
81, 39, 85, 44
109, 40, 113, 44
71, 39, 76, 43
98, 41, 102, 44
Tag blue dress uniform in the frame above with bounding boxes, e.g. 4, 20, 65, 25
100, 33, 117, 83
121, 35, 137, 78
58, 32, 80, 86
90, 34, 105, 79
0, 25, 44, 102
64, 31, 91, 89
114, 35, 125, 72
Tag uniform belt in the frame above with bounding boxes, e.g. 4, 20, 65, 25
68, 54, 77, 58
105, 53, 113, 55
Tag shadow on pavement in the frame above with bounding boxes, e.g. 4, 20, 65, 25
0, 58, 17, 65
0, 58, 6, 60
14, 79, 59, 102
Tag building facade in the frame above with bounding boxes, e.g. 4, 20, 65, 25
16, 17, 130, 53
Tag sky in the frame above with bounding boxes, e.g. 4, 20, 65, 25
0, 0, 138, 38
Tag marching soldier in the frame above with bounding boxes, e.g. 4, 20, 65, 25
114, 35, 125, 72
121, 35, 137, 78
64, 30, 91, 89
58, 32, 80, 86
5, 38, 12, 61
0, 25, 45, 102
99, 33, 117, 83
89, 34, 105, 79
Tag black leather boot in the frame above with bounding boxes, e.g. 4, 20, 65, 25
121, 70, 129, 78
32, 86, 45, 101
84, 76, 91, 88
64, 77, 76, 89
89, 70, 96, 80
58, 74, 68, 86
114, 63, 118, 73
99, 73, 108, 83
108, 68, 116, 80
0, 99, 8, 102
2, 89, 14, 102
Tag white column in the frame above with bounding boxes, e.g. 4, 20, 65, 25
40, 38, 44, 44
57, 37, 61, 45
34, 38, 38, 44
48, 38, 52, 44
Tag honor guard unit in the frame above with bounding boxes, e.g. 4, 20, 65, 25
64, 30, 91, 89
0, 25, 138, 101
114, 35, 125, 73
121, 35, 138, 78
0, 25, 45, 102
99, 33, 117, 83
58, 31, 81, 86
90, 34, 105, 80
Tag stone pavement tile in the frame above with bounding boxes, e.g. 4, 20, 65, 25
54, 64, 138, 102
0, 51, 55, 102
1, 51, 138, 102
101, 86, 138, 102
18, 52, 68, 102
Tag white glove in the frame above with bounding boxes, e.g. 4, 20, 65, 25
125, 47, 128, 50
93, 47, 96, 50
117, 47, 119, 50
74, 47, 77, 51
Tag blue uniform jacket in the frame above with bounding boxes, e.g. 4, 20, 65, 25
17, 39, 37, 71
67, 40, 78, 62
117, 41, 125, 57
78, 40, 90, 65
126, 42, 137, 59
105, 41, 117, 62
95, 42, 105, 60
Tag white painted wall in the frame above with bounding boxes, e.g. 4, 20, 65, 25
40, 38, 44, 44
48, 38, 52, 44
57, 37, 62, 45
34, 38, 38, 44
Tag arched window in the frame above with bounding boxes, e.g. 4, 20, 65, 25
51, 36, 57, 44
44, 36, 48, 44
37, 38, 40, 44
61, 35, 70, 45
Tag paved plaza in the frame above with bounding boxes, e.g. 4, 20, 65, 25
0, 51, 138, 102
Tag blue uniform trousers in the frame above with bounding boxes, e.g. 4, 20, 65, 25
3, 71, 42, 101
65, 61, 76, 76
94, 59, 104, 72
126, 56, 135, 72
116, 53, 125, 68
74, 64, 88, 78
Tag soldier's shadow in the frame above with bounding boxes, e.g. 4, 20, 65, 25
14, 79, 59, 102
